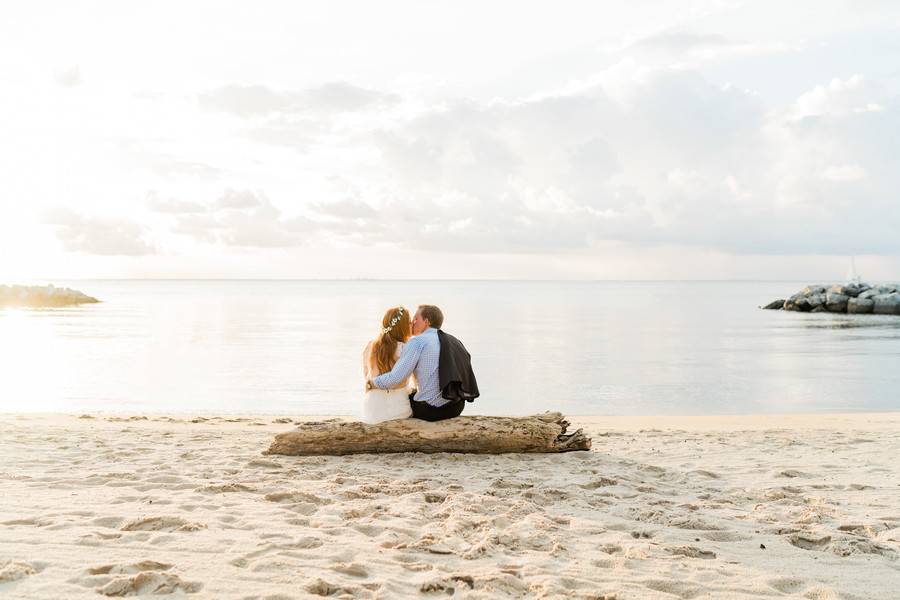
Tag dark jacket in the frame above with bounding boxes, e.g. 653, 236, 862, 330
437, 330, 479, 403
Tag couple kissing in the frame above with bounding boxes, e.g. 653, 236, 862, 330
362, 304, 478, 424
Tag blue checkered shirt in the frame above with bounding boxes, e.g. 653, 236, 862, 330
372, 327, 446, 407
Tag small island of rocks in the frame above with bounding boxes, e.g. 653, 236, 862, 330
762, 282, 900, 315
0, 285, 100, 309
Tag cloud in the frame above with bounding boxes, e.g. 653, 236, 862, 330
119, 140, 222, 179
823, 164, 867, 182
214, 188, 263, 209
311, 197, 377, 219
53, 65, 82, 88
789, 74, 887, 120
241, 115, 325, 151
42, 207, 155, 256
198, 82, 399, 117
626, 31, 794, 66
294, 66, 899, 256
163, 189, 315, 248
145, 191, 206, 214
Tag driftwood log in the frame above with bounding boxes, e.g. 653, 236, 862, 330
264, 412, 591, 456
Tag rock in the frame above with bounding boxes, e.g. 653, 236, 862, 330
807, 294, 826, 309
0, 285, 99, 308
786, 293, 813, 311
847, 297, 874, 314
830, 283, 861, 298
825, 293, 849, 313
873, 293, 900, 315
802, 285, 826, 296
767, 282, 900, 317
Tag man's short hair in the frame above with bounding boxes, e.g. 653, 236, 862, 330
418, 304, 444, 329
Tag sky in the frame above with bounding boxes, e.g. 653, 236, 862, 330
1, 0, 899, 280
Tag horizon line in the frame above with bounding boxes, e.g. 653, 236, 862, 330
4, 277, 871, 283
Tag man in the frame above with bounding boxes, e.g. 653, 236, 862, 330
366, 304, 470, 422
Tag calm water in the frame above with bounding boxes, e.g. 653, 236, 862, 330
1, 280, 899, 416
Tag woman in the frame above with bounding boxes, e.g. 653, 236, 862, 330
361, 306, 414, 424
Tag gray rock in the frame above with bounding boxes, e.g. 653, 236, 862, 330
762, 299, 785, 310
873, 293, 900, 315
825, 292, 849, 313
848, 297, 874, 314
802, 285, 826, 297
807, 294, 826, 309
858, 289, 879, 300
829, 283, 861, 297
810, 305, 827, 313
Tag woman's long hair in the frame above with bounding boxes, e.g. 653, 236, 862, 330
371, 306, 411, 374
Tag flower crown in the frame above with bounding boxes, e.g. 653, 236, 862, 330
382, 306, 404, 334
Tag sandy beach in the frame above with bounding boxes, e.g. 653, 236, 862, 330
1, 413, 899, 599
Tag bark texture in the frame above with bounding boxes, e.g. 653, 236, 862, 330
264, 412, 591, 456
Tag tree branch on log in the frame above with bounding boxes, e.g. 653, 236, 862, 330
264, 412, 591, 456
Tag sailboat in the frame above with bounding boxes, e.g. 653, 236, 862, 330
847, 256, 862, 285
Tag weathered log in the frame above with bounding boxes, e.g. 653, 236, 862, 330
264, 412, 591, 456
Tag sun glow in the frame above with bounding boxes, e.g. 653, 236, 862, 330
0, 308, 64, 411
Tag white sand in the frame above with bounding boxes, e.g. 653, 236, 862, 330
1, 412, 899, 599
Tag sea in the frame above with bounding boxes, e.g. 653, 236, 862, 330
1, 280, 898, 416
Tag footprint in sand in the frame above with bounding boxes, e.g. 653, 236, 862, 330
0, 560, 38, 583
688, 469, 720, 479
247, 459, 282, 470
767, 577, 806, 594
579, 477, 618, 489
630, 530, 654, 539
775, 469, 811, 478
305, 578, 359, 597
787, 532, 831, 551
700, 530, 750, 542
72, 561, 201, 596
88, 561, 174, 576
642, 579, 705, 599
2, 517, 53, 527
120, 516, 205, 532
330, 562, 367, 577
77, 531, 123, 546
196, 482, 255, 493
666, 545, 717, 559
264, 491, 330, 505
420, 575, 476, 594
96, 571, 202, 596
92, 516, 126, 528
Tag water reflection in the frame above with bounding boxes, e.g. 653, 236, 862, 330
1, 280, 899, 416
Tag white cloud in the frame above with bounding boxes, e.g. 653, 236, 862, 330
161, 189, 315, 248
42, 207, 155, 256
145, 191, 206, 214
823, 164, 867, 182
627, 31, 795, 66
789, 74, 887, 120
198, 82, 399, 117
53, 65, 81, 87
6, 1, 900, 278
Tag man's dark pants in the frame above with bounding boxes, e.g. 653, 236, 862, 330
408, 391, 465, 422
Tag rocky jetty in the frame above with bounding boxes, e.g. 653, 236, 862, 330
0, 285, 99, 308
762, 282, 900, 315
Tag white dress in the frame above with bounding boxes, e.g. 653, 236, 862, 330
361, 341, 413, 424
